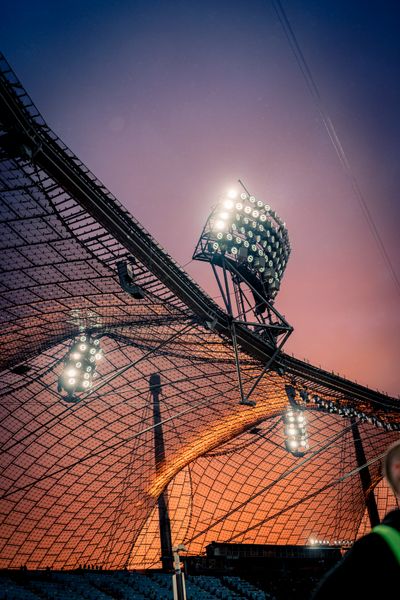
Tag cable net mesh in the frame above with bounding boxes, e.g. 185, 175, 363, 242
0, 53, 399, 570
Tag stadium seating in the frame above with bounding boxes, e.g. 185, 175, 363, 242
0, 571, 271, 600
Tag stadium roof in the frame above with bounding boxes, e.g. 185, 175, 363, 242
0, 53, 399, 570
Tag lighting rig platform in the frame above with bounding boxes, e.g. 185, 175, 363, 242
193, 183, 293, 406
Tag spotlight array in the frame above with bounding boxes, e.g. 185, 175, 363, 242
309, 538, 352, 547
283, 406, 309, 457
205, 189, 291, 300
301, 392, 400, 432
58, 335, 102, 401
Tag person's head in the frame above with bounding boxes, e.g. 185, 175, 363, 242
383, 440, 400, 498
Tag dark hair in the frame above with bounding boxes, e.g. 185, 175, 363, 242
383, 440, 400, 492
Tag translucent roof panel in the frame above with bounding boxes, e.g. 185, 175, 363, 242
0, 53, 399, 570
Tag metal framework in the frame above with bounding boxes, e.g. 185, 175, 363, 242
0, 53, 399, 571
193, 184, 293, 406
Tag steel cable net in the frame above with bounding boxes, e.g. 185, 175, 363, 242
0, 53, 399, 570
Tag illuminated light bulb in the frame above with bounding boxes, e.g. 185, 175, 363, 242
235, 203, 243, 211
265, 204, 271, 211
260, 214, 267, 222
249, 195, 255, 203
67, 368, 76, 377
76, 362, 82, 368
94, 339, 100, 345
79, 344, 87, 351
212, 242, 219, 250
252, 210, 259, 218
68, 378, 76, 385
86, 366, 92, 372
227, 189, 238, 199
257, 200, 263, 208
80, 336, 87, 342
226, 233, 233, 241
90, 348, 96, 355
215, 220, 225, 230
240, 192, 247, 200
217, 232, 223, 240
244, 206, 252, 214
289, 439, 298, 449
247, 255, 254, 263
219, 211, 229, 220
83, 380, 90, 388
84, 373, 90, 379
71, 352, 80, 360
231, 246, 238, 254
90, 357, 95, 363
223, 199, 234, 209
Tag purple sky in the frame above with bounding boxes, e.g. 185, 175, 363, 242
2, 0, 399, 395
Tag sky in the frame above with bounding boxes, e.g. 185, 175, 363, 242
1, 0, 399, 396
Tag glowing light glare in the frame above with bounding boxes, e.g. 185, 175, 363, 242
71, 352, 80, 360
66, 368, 76, 377
215, 220, 225, 230
223, 199, 234, 209
227, 189, 238, 199
219, 212, 229, 220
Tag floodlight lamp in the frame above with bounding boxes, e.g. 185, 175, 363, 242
215, 220, 225, 230
227, 189, 238, 199
58, 335, 102, 401
223, 199, 234, 209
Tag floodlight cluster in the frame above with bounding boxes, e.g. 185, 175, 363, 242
58, 335, 102, 401
302, 392, 400, 432
208, 189, 291, 299
283, 406, 309, 457
309, 538, 352, 547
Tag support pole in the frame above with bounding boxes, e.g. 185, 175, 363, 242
172, 545, 187, 600
150, 373, 174, 572
350, 417, 380, 527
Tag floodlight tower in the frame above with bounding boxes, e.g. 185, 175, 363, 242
193, 183, 293, 405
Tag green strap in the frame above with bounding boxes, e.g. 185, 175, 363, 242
372, 524, 400, 565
